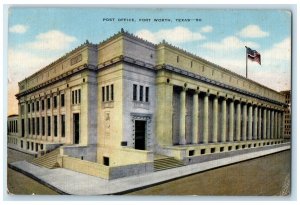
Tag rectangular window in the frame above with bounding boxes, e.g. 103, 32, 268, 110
53, 96, 57, 108
28, 118, 31, 134
145, 87, 149, 102
31, 142, 34, 151
47, 98, 51, 109
61, 94, 65, 107
21, 140, 23, 148
103, 157, 109, 166
36, 118, 40, 135
102, 87, 105, 102
111, 84, 114, 101
42, 100, 45, 110
27, 103, 30, 113
21, 119, 25, 137
72, 91, 75, 104
47, 116, 51, 136
16, 121, 18, 133
75, 90, 78, 104
106, 85, 109, 101
36, 101, 39, 111
139, 85, 143, 101
27, 142, 29, 150
32, 102, 35, 112
42, 117, 45, 136
133, 84, 137, 101
32, 118, 35, 135
61, 115, 65, 137
78, 89, 81, 104
54, 116, 57, 137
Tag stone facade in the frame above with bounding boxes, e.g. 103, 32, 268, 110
280, 90, 291, 139
10, 30, 288, 178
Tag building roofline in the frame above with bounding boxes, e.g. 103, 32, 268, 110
156, 41, 283, 95
8, 114, 18, 118
98, 28, 156, 47
18, 40, 97, 85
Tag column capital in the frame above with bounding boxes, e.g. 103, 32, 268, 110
194, 88, 201, 94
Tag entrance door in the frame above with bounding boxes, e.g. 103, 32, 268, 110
135, 120, 146, 150
73, 113, 80, 144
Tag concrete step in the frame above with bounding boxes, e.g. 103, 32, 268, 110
154, 156, 185, 172
31, 147, 60, 169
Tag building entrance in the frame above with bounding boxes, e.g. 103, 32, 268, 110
135, 120, 146, 150
73, 113, 80, 144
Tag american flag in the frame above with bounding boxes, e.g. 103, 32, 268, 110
246, 46, 261, 65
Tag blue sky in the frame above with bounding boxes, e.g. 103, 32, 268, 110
7, 8, 291, 114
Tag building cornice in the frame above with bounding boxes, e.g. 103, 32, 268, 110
16, 64, 97, 99
156, 41, 283, 96
159, 64, 287, 108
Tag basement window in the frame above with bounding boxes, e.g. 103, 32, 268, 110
236, 145, 239, 150
188, 150, 195, 156
228, 146, 232, 151
254, 143, 256, 147
220, 147, 224, 152
248, 144, 251, 148
103, 157, 109, 166
242, 145, 246, 149
201, 149, 205, 155
210, 148, 215, 153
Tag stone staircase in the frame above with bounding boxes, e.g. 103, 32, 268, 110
154, 156, 185, 172
30, 148, 60, 169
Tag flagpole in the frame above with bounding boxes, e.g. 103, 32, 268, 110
245, 46, 248, 78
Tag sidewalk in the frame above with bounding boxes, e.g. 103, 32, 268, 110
9, 143, 290, 195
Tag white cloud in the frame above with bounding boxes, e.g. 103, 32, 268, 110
238, 25, 269, 38
9, 24, 28, 34
262, 37, 291, 62
201, 36, 259, 51
24, 30, 76, 51
200, 25, 213, 33
8, 48, 58, 114
135, 26, 205, 44
197, 37, 291, 91
8, 49, 56, 81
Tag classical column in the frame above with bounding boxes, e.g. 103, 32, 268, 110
263, 108, 267, 139
236, 101, 241, 141
192, 90, 199, 144
229, 99, 234, 142
274, 111, 278, 139
281, 112, 284, 139
248, 104, 253, 140
253, 105, 258, 140
271, 110, 274, 139
203, 93, 209, 144
242, 103, 247, 141
267, 109, 271, 139
179, 87, 187, 145
221, 97, 227, 142
258, 106, 262, 139
212, 95, 219, 143
277, 111, 281, 139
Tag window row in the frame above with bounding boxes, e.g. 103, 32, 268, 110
26, 115, 65, 137
25, 93, 65, 113
72, 89, 81, 105
8, 120, 18, 133
20, 140, 44, 152
133, 84, 149, 102
8, 137, 18, 145
102, 84, 114, 102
